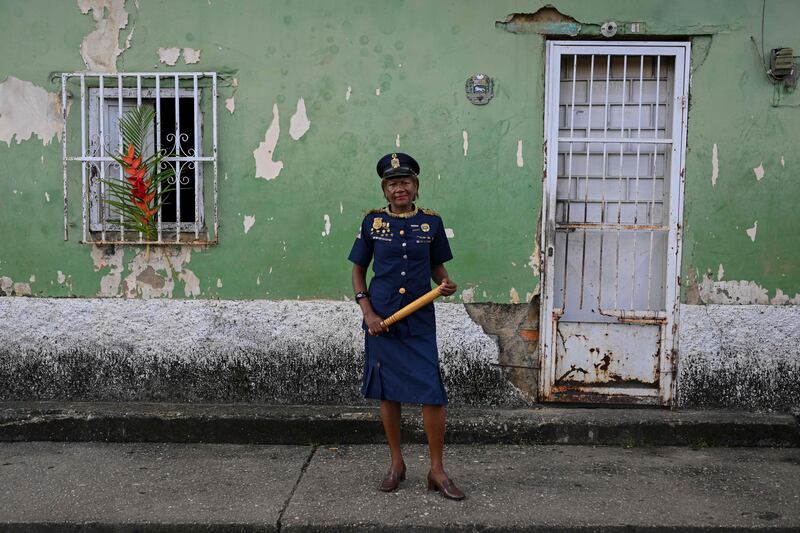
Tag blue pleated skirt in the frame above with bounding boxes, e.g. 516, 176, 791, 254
362, 333, 448, 405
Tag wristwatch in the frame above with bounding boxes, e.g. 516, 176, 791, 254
355, 291, 370, 302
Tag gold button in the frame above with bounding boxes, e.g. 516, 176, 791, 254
399, 288, 406, 294
399, 230, 405, 235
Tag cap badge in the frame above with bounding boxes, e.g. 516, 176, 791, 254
390, 154, 400, 169
421, 223, 430, 232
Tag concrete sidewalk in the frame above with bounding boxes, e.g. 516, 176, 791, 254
1, 442, 799, 532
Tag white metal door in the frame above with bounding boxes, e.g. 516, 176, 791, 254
540, 42, 690, 405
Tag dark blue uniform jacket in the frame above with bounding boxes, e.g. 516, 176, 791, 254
348, 207, 453, 337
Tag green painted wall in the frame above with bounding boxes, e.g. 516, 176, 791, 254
0, 0, 798, 303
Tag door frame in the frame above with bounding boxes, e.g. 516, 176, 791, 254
539, 40, 691, 406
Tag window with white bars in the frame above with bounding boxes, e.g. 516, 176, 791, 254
61, 73, 219, 244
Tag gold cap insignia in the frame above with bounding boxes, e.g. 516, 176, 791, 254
372, 217, 384, 230
421, 223, 430, 232
390, 154, 400, 169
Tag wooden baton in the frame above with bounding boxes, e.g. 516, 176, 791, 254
379, 284, 444, 329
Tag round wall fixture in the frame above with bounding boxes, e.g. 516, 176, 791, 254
601, 21, 618, 38
465, 74, 494, 105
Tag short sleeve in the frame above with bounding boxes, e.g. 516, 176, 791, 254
348, 217, 374, 268
430, 217, 453, 265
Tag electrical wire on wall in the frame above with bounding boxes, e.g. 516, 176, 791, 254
749, 0, 799, 106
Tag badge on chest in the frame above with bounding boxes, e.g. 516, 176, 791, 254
411, 222, 432, 243
370, 217, 394, 240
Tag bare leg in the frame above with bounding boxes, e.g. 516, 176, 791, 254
422, 404, 448, 482
380, 400, 405, 471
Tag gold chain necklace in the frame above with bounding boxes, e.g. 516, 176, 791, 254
382, 204, 418, 219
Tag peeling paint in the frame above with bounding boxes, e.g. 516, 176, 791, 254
697, 275, 769, 305
253, 104, 283, 181
124, 23, 135, 50
57, 271, 66, 284
460, 287, 475, 303
0, 77, 64, 146
496, 7, 581, 36
753, 162, 765, 181
529, 243, 540, 278
216, 278, 223, 288
322, 214, 332, 236
44, 192, 50, 202
462, 130, 468, 156
12, 283, 31, 296
781, 155, 785, 167
90, 244, 124, 297
345, 85, 352, 101
516, 140, 524, 167
157, 47, 181, 66
225, 97, 235, 114
717, 264, 724, 281
375, 87, 380, 96
770, 289, 800, 305
137, 266, 166, 289
445, 227, 454, 238
243, 215, 256, 234
183, 47, 201, 64
224, 77, 238, 114
179, 269, 200, 298
122, 247, 195, 299
78, 0, 129, 72
509, 287, 520, 304
339, 201, 343, 214
29, 275, 36, 283
711, 143, 718, 187
289, 97, 310, 140
746, 220, 758, 242
0, 277, 31, 297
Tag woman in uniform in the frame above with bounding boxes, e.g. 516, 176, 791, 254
348, 152, 465, 501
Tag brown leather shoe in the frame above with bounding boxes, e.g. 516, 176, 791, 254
379, 466, 406, 492
427, 471, 465, 500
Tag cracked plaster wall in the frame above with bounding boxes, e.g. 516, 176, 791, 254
0, 76, 64, 146
77, 0, 130, 72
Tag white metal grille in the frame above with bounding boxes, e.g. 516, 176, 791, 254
553, 54, 675, 320
61, 72, 219, 244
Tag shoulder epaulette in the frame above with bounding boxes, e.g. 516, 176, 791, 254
419, 207, 439, 216
364, 208, 385, 216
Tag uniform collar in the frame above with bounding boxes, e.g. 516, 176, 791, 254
381, 204, 418, 219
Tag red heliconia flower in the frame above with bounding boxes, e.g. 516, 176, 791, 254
119, 142, 156, 225
121, 143, 142, 169
125, 165, 147, 182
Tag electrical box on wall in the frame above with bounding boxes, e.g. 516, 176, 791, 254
770, 47, 797, 88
